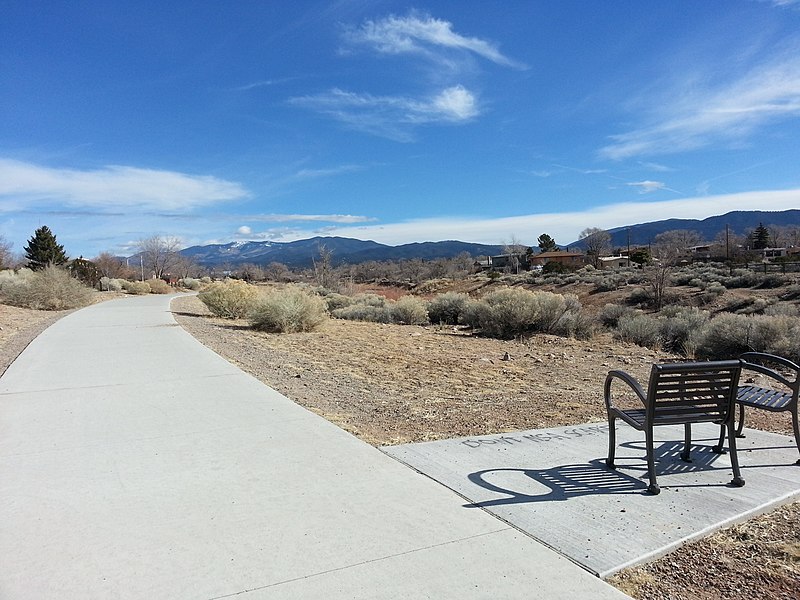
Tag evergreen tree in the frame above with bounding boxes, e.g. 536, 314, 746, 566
24, 226, 68, 270
749, 223, 771, 250
537, 233, 558, 253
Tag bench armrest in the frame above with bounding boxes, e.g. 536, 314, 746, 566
740, 352, 800, 390
604, 370, 647, 412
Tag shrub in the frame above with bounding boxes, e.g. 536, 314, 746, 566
1, 265, 94, 310
598, 303, 636, 328
697, 313, 753, 358
181, 277, 202, 290
594, 277, 620, 292
460, 288, 588, 339
427, 292, 470, 325
332, 304, 392, 323
200, 276, 212, 284
658, 307, 709, 356
147, 279, 171, 294
627, 287, 653, 306
249, 286, 328, 333
99, 277, 124, 292
122, 280, 151, 295
351, 293, 386, 307
390, 295, 429, 325
764, 303, 799, 317
324, 293, 353, 312
198, 279, 260, 318
614, 313, 661, 349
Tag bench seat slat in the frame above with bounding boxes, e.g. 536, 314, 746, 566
738, 385, 792, 410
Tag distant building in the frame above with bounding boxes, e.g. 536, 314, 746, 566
528, 251, 586, 269
597, 255, 630, 270
761, 247, 788, 261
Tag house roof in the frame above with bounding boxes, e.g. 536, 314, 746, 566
534, 251, 584, 258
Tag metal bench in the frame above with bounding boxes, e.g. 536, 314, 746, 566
604, 360, 744, 495
715, 352, 800, 465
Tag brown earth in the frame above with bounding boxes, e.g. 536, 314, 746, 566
172, 294, 799, 600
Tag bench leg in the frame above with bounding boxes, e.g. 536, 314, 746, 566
681, 423, 692, 462
735, 403, 746, 438
645, 428, 660, 495
713, 424, 727, 454
606, 414, 617, 469
726, 418, 745, 488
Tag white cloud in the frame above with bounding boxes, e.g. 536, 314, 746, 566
292, 164, 364, 180
626, 180, 667, 194
243, 214, 376, 224
600, 52, 800, 159
289, 85, 479, 140
272, 188, 800, 246
0, 159, 249, 211
345, 12, 526, 69
237, 225, 252, 235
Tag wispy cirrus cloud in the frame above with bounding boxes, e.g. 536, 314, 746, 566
292, 164, 364, 180
625, 180, 683, 194
600, 51, 800, 160
242, 213, 375, 224
0, 158, 249, 212
289, 85, 478, 141
344, 12, 527, 70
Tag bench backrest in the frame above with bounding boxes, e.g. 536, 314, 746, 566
646, 360, 742, 425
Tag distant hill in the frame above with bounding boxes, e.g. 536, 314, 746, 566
178, 236, 503, 268
170, 209, 800, 268
570, 210, 800, 249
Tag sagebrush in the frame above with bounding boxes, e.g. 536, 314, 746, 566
249, 286, 328, 333
198, 279, 260, 318
0, 265, 94, 310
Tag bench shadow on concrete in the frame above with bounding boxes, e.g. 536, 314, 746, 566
464, 440, 745, 507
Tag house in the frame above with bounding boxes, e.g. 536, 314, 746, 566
597, 255, 630, 270
761, 247, 788, 261
528, 251, 586, 269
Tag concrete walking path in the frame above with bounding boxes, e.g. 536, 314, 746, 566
0, 295, 628, 599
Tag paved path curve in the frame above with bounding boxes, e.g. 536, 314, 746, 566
1, 295, 628, 599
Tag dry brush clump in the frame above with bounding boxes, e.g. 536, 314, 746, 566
122, 280, 151, 295
461, 288, 593, 340
389, 295, 428, 325
198, 279, 260, 318
426, 292, 470, 325
249, 285, 328, 333
147, 279, 171, 294
606, 302, 800, 362
0, 265, 94, 310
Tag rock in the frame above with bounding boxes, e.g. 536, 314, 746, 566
501, 352, 510, 361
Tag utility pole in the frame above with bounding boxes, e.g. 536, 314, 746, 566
140, 255, 144, 282
726, 224, 730, 262
627, 228, 631, 267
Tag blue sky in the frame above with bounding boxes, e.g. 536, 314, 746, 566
2, 1, 800, 258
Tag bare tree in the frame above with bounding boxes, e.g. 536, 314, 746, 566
579, 228, 612, 267
93, 251, 132, 279
0, 235, 13, 270
173, 255, 202, 279
137, 235, 182, 279
313, 244, 337, 289
502, 235, 528, 274
652, 229, 702, 263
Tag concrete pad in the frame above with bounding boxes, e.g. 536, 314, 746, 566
1, 295, 628, 599
383, 422, 800, 578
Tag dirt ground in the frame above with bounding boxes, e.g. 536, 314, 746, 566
172, 294, 799, 600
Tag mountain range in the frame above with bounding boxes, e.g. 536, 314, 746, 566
177, 210, 800, 267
